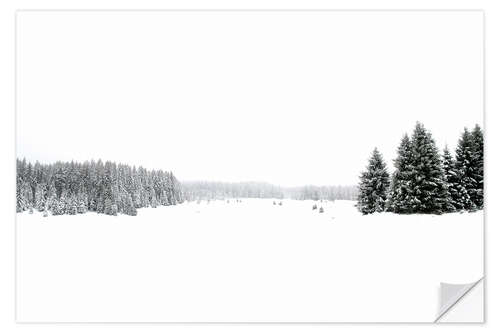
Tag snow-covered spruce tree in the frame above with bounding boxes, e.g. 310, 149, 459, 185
77, 193, 88, 214
357, 148, 390, 215
34, 184, 46, 212
124, 193, 137, 216
25, 162, 35, 207
104, 198, 113, 215
46, 184, 59, 214
20, 182, 32, 213
103, 161, 118, 216
387, 134, 414, 213
151, 191, 158, 208
407, 122, 451, 214
470, 124, 484, 209
441, 147, 462, 212
160, 190, 168, 206
455, 128, 477, 211
96, 194, 105, 214
68, 195, 78, 215
16, 159, 27, 212
16, 182, 28, 212
53, 191, 66, 216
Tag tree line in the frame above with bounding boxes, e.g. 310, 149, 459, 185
288, 185, 357, 201
182, 181, 284, 201
357, 122, 483, 215
182, 181, 357, 201
16, 159, 183, 216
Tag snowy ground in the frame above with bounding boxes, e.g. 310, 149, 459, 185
17, 199, 483, 322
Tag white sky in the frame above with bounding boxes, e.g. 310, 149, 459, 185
16, 11, 483, 186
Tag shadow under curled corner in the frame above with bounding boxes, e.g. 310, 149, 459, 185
435, 277, 484, 323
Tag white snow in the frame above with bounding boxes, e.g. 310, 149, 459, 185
16, 199, 483, 322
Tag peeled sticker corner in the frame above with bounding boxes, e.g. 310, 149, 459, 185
435, 277, 484, 323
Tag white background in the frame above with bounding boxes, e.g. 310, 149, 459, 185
1, 0, 499, 333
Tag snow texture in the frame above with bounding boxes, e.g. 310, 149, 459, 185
17, 199, 483, 322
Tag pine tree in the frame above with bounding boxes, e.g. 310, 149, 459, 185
470, 124, 484, 209
387, 134, 413, 213
124, 193, 137, 216
34, 185, 46, 212
17, 182, 32, 213
68, 195, 78, 215
25, 162, 35, 208
46, 184, 59, 214
16, 182, 27, 212
357, 148, 390, 214
404, 122, 451, 214
97, 194, 105, 214
104, 198, 113, 215
103, 161, 117, 215
16, 159, 27, 212
160, 190, 168, 206
53, 190, 67, 216
455, 128, 477, 211
442, 147, 461, 212
151, 192, 158, 208
77, 194, 88, 214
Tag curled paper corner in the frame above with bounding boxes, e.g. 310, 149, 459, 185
435, 277, 484, 323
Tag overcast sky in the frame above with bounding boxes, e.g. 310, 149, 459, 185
16, 11, 483, 186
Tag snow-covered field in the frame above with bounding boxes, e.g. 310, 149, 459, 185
16, 199, 483, 322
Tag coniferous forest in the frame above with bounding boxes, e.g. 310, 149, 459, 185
16, 159, 183, 216
357, 122, 484, 215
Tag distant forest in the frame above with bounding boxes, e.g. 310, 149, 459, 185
182, 181, 357, 201
17, 160, 358, 217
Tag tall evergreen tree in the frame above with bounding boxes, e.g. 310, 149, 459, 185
68, 195, 78, 215
470, 124, 484, 209
77, 193, 88, 214
455, 128, 477, 211
387, 134, 414, 213
16, 159, 27, 212
441, 147, 464, 212
46, 183, 58, 213
124, 193, 137, 216
357, 148, 390, 214
34, 184, 46, 212
407, 122, 451, 214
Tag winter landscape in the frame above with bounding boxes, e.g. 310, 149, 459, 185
16, 122, 484, 322
16, 11, 483, 322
